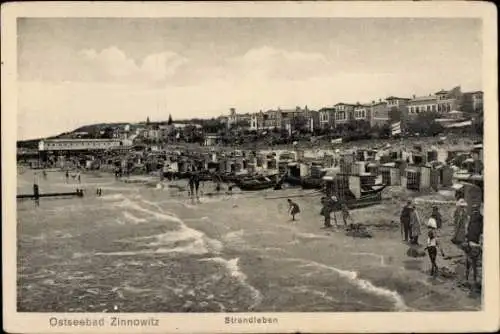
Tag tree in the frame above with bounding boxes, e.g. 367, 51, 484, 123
406, 112, 443, 136
102, 126, 114, 139
167, 114, 173, 125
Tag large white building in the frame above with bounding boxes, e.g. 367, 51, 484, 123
38, 139, 130, 152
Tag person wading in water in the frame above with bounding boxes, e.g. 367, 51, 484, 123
188, 170, 201, 201
287, 199, 300, 221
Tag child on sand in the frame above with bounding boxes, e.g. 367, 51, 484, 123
424, 230, 445, 276
287, 199, 300, 221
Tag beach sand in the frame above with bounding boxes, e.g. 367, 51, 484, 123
16, 170, 481, 312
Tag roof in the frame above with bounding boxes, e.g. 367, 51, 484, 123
464, 91, 484, 96
435, 90, 448, 95
42, 138, 121, 142
319, 107, 335, 112
354, 104, 371, 109
410, 95, 438, 102
386, 96, 411, 100
334, 102, 356, 107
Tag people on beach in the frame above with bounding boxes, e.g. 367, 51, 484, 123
424, 229, 446, 276
463, 241, 482, 283
42, 170, 47, 179
409, 204, 422, 245
188, 171, 201, 199
466, 204, 483, 244
400, 200, 413, 242
96, 188, 102, 197
320, 197, 332, 228
430, 205, 443, 230
33, 183, 40, 207
65, 170, 69, 183
452, 199, 469, 245
287, 199, 300, 221
77, 173, 81, 183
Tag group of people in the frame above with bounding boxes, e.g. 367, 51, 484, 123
65, 170, 81, 183
285, 196, 352, 227
400, 198, 483, 281
320, 196, 352, 228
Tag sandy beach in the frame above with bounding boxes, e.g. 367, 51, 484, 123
17, 169, 481, 312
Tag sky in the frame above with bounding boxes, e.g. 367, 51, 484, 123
17, 18, 482, 140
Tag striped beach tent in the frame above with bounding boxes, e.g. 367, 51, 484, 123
391, 121, 402, 136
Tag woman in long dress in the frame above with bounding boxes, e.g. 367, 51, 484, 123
452, 199, 469, 245
409, 205, 422, 245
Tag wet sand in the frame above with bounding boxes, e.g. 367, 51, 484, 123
17, 170, 481, 312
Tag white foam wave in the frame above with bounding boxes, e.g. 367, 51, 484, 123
352, 252, 386, 266
287, 285, 338, 303
285, 258, 409, 311
102, 193, 127, 201
95, 244, 208, 256
115, 196, 223, 255
122, 211, 147, 224
200, 257, 262, 310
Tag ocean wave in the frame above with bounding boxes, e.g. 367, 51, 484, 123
114, 195, 223, 256
200, 257, 263, 310
122, 211, 147, 224
284, 257, 409, 311
101, 193, 127, 201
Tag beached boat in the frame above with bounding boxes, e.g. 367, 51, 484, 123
235, 175, 278, 191
301, 177, 324, 190
322, 174, 387, 209
283, 175, 302, 186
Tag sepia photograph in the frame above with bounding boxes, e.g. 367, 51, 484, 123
2, 1, 499, 333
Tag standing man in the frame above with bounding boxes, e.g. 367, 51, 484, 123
452, 198, 469, 245
400, 200, 413, 242
320, 197, 332, 228
466, 204, 483, 244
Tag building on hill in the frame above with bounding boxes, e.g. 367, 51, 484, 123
318, 107, 335, 130
407, 87, 461, 116
38, 138, 130, 153
333, 103, 356, 126
461, 91, 483, 113
250, 111, 265, 131
369, 100, 389, 127
227, 108, 252, 130
262, 109, 283, 130
353, 103, 371, 122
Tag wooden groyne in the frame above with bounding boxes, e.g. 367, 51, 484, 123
17, 191, 84, 200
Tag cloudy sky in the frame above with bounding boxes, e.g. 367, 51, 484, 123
17, 18, 482, 140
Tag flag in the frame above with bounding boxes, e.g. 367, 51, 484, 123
391, 121, 402, 136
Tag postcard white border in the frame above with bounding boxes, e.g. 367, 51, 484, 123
2, 1, 499, 333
